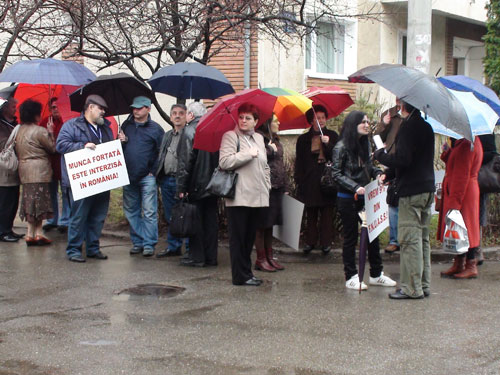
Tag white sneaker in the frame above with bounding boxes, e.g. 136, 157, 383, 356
345, 274, 367, 290
369, 272, 397, 287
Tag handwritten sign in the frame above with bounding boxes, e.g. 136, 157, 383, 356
364, 180, 389, 242
64, 140, 129, 201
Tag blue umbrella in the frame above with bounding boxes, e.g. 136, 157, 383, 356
438, 75, 500, 124
426, 88, 499, 139
148, 62, 234, 100
0, 58, 96, 86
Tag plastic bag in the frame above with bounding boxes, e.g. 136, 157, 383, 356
442, 209, 469, 254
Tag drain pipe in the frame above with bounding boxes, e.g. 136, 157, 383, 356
244, 20, 251, 89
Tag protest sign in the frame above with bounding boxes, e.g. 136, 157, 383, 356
432, 169, 445, 215
273, 194, 304, 251
364, 179, 389, 242
64, 140, 129, 201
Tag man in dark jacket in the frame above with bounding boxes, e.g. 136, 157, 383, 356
176, 102, 219, 267
294, 105, 339, 254
0, 97, 23, 242
56, 95, 114, 263
374, 101, 435, 299
155, 104, 189, 257
118, 96, 164, 257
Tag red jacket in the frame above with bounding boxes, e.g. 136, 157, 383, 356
437, 138, 483, 247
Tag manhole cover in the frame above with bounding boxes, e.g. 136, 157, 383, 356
116, 283, 185, 298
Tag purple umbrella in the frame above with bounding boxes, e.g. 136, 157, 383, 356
358, 207, 368, 294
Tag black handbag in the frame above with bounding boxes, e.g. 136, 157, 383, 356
206, 168, 238, 198
169, 200, 200, 238
478, 154, 500, 193
320, 161, 337, 195
386, 179, 399, 207
206, 135, 240, 199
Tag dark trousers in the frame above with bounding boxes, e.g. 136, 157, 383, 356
305, 205, 333, 247
0, 185, 19, 235
337, 197, 383, 280
226, 206, 261, 285
66, 190, 110, 257
189, 196, 218, 264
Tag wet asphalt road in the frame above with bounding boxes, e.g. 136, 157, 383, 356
1, 227, 500, 375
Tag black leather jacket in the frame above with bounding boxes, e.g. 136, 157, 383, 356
176, 116, 219, 200
331, 139, 382, 194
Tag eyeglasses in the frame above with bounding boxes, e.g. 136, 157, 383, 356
51, 105, 58, 110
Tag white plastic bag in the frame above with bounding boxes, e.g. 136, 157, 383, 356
442, 209, 469, 254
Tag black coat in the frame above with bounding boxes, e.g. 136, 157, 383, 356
331, 139, 382, 194
294, 127, 338, 206
374, 112, 435, 198
258, 130, 289, 191
176, 116, 219, 201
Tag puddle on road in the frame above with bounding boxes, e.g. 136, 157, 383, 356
79, 339, 117, 346
114, 283, 185, 300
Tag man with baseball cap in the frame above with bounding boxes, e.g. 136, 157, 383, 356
118, 96, 164, 257
56, 94, 114, 262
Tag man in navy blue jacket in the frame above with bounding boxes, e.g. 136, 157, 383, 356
56, 95, 114, 263
118, 96, 164, 257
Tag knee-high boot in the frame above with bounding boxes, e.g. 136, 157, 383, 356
453, 259, 478, 279
254, 230, 275, 272
440, 256, 465, 278
266, 247, 284, 271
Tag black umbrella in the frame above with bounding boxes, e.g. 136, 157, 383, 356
0, 84, 18, 100
148, 62, 234, 100
69, 73, 152, 116
348, 64, 472, 141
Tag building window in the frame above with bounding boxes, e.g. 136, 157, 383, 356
398, 31, 407, 65
305, 21, 346, 75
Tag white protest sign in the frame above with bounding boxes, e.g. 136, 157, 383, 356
64, 140, 129, 201
273, 194, 305, 251
364, 179, 389, 242
432, 169, 445, 215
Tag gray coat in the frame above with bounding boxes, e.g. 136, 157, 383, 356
219, 127, 271, 207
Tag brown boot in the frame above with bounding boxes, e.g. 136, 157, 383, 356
453, 259, 478, 279
255, 248, 276, 272
440, 256, 465, 278
266, 247, 284, 271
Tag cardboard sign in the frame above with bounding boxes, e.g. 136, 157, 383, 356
64, 140, 129, 201
273, 194, 305, 251
364, 179, 389, 242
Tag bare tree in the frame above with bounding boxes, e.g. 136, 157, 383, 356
0, 0, 77, 71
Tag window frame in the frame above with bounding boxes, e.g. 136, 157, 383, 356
304, 17, 357, 80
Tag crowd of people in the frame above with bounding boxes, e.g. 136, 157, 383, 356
0, 91, 494, 296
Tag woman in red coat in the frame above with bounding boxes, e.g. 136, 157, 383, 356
438, 137, 483, 279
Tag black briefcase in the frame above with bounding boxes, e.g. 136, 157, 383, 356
169, 200, 199, 238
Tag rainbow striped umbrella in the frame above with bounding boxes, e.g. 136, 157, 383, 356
262, 87, 313, 129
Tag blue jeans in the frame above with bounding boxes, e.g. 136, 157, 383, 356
66, 190, 110, 257
46, 179, 70, 226
389, 205, 399, 246
159, 175, 189, 251
123, 175, 158, 249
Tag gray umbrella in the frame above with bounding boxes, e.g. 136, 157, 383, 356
348, 64, 472, 141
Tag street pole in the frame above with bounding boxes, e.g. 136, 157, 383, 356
407, 0, 432, 74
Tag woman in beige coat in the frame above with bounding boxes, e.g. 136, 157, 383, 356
219, 103, 271, 286
15, 100, 56, 246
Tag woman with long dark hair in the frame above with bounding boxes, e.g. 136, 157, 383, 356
331, 110, 396, 290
